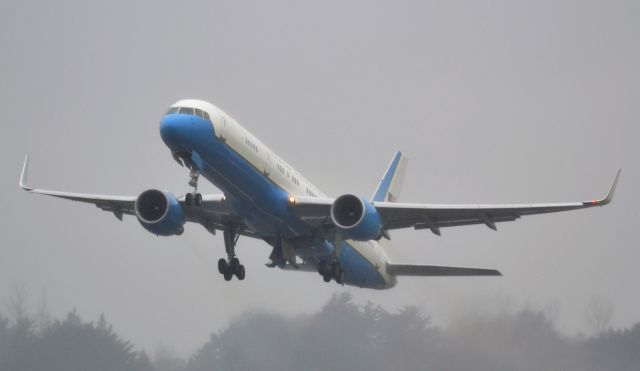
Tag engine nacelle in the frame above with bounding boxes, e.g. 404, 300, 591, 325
135, 189, 185, 236
330, 194, 383, 241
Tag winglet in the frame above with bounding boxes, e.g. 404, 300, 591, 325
590, 169, 621, 206
19, 154, 33, 191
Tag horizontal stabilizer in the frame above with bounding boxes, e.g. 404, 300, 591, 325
387, 263, 501, 276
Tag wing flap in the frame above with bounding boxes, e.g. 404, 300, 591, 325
387, 263, 501, 276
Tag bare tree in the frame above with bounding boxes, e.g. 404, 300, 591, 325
4, 282, 30, 324
585, 295, 614, 335
35, 289, 51, 334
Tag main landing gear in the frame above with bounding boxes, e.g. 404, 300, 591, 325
217, 223, 246, 281
184, 168, 203, 207
318, 260, 344, 285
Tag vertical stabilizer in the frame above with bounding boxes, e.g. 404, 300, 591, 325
371, 151, 408, 202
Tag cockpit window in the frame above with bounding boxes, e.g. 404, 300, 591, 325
179, 107, 194, 115
167, 106, 211, 120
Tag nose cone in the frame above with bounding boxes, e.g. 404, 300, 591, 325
160, 114, 190, 150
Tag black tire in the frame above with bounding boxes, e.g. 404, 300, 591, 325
194, 193, 203, 206
331, 262, 340, 277
230, 258, 240, 271
223, 272, 233, 281
218, 258, 227, 274
185, 193, 194, 206
322, 273, 332, 282
236, 265, 245, 280
318, 262, 329, 276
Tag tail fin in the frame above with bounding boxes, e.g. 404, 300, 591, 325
372, 151, 408, 202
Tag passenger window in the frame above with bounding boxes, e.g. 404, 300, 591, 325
194, 108, 204, 118
166, 107, 179, 114
179, 107, 194, 115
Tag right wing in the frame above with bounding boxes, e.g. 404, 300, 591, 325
19, 155, 258, 238
19, 155, 137, 219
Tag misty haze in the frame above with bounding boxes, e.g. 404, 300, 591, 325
1, 0, 638, 370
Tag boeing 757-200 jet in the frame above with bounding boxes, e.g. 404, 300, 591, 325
19, 99, 620, 289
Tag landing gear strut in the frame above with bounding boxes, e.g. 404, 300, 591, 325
319, 260, 344, 285
184, 168, 202, 207
217, 223, 245, 281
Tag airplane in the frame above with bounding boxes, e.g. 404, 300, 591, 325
19, 99, 621, 289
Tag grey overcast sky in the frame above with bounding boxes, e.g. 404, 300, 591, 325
1, 0, 638, 356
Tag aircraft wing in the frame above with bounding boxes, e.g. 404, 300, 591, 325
387, 263, 501, 276
19, 155, 257, 237
294, 169, 620, 236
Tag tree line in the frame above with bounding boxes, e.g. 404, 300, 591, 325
1, 291, 638, 371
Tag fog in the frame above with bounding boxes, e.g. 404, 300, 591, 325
1, 0, 639, 362
2, 290, 639, 371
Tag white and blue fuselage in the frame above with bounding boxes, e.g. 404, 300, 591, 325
160, 99, 396, 289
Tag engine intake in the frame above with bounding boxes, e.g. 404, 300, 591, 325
330, 194, 383, 241
135, 189, 185, 236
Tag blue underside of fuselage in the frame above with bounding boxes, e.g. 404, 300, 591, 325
160, 113, 386, 288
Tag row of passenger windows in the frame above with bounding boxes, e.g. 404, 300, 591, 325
244, 137, 258, 152
275, 159, 317, 196
166, 106, 211, 120
306, 188, 318, 198
244, 144, 318, 197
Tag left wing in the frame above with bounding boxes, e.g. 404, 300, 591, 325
293, 170, 620, 235
19, 155, 257, 237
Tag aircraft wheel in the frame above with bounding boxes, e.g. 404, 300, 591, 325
218, 258, 228, 274
235, 265, 246, 280
230, 258, 240, 271
185, 193, 194, 206
335, 269, 345, 285
223, 271, 233, 281
331, 261, 340, 277
318, 261, 330, 276
322, 273, 332, 282
331, 263, 344, 284
194, 193, 203, 206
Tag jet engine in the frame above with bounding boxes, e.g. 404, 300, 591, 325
135, 189, 185, 236
330, 194, 383, 241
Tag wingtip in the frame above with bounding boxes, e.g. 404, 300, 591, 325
601, 168, 621, 205
19, 154, 32, 191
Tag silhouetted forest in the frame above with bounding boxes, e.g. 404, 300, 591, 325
1, 292, 639, 371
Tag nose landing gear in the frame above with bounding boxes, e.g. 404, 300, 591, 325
173, 151, 202, 207
184, 168, 203, 207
